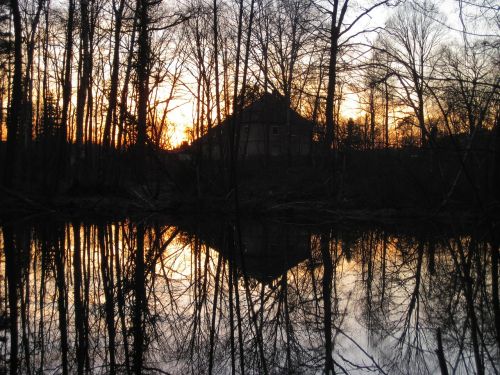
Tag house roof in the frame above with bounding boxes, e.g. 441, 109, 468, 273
227, 91, 314, 127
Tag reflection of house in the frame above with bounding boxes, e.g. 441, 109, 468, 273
194, 92, 314, 159
235, 222, 311, 282
192, 220, 311, 283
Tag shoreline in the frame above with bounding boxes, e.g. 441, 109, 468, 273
0, 192, 494, 226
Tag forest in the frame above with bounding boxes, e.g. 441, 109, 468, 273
0, 0, 498, 215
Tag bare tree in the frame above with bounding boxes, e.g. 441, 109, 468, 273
440, 41, 498, 135
381, 0, 445, 147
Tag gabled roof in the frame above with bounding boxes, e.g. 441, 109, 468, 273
218, 91, 314, 129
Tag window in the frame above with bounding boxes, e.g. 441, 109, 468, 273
272, 126, 280, 135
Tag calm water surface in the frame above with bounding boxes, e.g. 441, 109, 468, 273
0, 217, 498, 374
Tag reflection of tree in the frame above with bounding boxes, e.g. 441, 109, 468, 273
3, 225, 20, 375
0, 220, 497, 374
321, 230, 335, 374
98, 223, 116, 375
133, 223, 145, 374
53, 224, 69, 375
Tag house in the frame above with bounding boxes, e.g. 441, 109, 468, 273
193, 91, 314, 159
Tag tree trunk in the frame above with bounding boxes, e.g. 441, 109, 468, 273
492, 112, 500, 203
61, 0, 75, 144
136, 0, 149, 174
228, 0, 245, 195
384, 79, 389, 148
325, 8, 339, 155
369, 87, 375, 149
75, 0, 91, 148
324, 0, 347, 195
117, 9, 138, 149
103, 0, 126, 148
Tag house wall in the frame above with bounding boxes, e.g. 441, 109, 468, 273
239, 121, 312, 158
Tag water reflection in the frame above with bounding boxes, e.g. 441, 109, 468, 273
0, 218, 498, 374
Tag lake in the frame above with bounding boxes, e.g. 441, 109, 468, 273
0, 216, 498, 374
